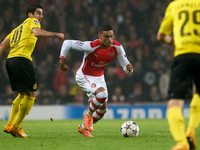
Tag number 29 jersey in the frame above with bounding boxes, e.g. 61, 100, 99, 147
5, 18, 41, 61
159, 0, 200, 57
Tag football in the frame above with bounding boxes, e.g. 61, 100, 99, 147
120, 121, 139, 137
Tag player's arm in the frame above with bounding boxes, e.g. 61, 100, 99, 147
59, 40, 94, 71
157, 2, 174, 46
126, 63, 133, 73
157, 31, 174, 47
59, 58, 69, 72
117, 45, 133, 73
0, 38, 10, 58
32, 27, 64, 40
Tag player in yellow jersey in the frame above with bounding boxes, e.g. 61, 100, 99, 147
157, 0, 200, 150
0, 4, 64, 138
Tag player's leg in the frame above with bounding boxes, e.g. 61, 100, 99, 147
167, 99, 189, 150
93, 102, 108, 124
10, 91, 36, 138
81, 99, 108, 131
167, 55, 190, 150
186, 55, 200, 149
4, 93, 25, 133
8, 58, 37, 137
86, 87, 107, 115
4, 57, 22, 133
186, 93, 199, 150
84, 87, 108, 131
186, 85, 200, 149
14, 91, 36, 129
76, 74, 108, 132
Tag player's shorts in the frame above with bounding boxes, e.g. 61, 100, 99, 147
76, 70, 108, 102
6, 57, 37, 92
168, 53, 200, 99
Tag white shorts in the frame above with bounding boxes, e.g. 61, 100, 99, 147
76, 70, 108, 102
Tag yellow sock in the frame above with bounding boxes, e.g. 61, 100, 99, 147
167, 106, 187, 146
187, 93, 200, 133
7, 94, 24, 126
14, 95, 35, 129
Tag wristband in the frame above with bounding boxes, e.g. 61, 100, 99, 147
59, 55, 65, 59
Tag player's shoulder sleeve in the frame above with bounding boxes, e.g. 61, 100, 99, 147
113, 40, 123, 54
112, 40, 121, 46
71, 39, 99, 53
90, 39, 101, 48
159, 1, 175, 35
60, 39, 95, 59
68, 40, 94, 53
27, 18, 41, 30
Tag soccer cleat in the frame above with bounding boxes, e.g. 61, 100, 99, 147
3, 124, 11, 133
83, 110, 93, 132
171, 145, 189, 150
10, 125, 27, 138
186, 132, 197, 150
78, 125, 93, 137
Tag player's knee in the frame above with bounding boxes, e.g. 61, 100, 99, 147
96, 90, 108, 99
96, 91, 108, 103
25, 91, 37, 98
19, 93, 25, 98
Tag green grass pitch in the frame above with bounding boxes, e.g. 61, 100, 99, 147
0, 119, 200, 150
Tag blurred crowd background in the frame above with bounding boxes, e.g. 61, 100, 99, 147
0, 0, 192, 105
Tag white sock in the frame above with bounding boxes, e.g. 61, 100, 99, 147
81, 122, 87, 130
86, 110, 93, 116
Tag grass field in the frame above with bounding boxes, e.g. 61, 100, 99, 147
0, 119, 200, 150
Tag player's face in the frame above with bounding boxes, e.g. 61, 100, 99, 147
32, 8, 43, 22
99, 30, 114, 49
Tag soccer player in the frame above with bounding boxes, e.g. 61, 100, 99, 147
157, 0, 200, 150
0, 4, 64, 138
59, 25, 133, 137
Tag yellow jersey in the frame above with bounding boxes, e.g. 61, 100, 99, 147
159, 0, 200, 57
6, 18, 41, 61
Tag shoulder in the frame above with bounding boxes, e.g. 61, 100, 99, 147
165, 1, 178, 13
90, 39, 100, 48
26, 18, 40, 25
112, 40, 122, 51
112, 40, 121, 46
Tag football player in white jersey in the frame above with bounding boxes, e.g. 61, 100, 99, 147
59, 25, 133, 137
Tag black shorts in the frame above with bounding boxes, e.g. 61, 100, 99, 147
168, 53, 200, 99
6, 57, 37, 92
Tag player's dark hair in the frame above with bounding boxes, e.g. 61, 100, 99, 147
26, 4, 42, 16
98, 25, 113, 33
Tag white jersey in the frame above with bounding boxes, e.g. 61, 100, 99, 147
60, 39, 132, 77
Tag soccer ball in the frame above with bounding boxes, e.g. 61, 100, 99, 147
120, 121, 139, 137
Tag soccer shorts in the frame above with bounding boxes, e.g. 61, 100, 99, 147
168, 53, 200, 99
76, 71, 108, 102
6, 57, 37, 92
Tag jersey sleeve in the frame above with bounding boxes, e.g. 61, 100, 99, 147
60, 40, 95, 59
29, 18, 41, 30
117, 45, 132, 73
5, 33, 11, 40
159, 2, 173, 35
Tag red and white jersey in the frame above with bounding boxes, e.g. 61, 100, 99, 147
60, 39, 131, 76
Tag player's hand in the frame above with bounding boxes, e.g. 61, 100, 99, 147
59, 59, 69, 71
126, 63, 133, 72
56, 33, 64, 41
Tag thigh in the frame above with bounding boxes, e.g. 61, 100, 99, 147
191, 54, 200, 94
76, 74, 108, 100
168, 55, 192, 99
6, 57, 36, 92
